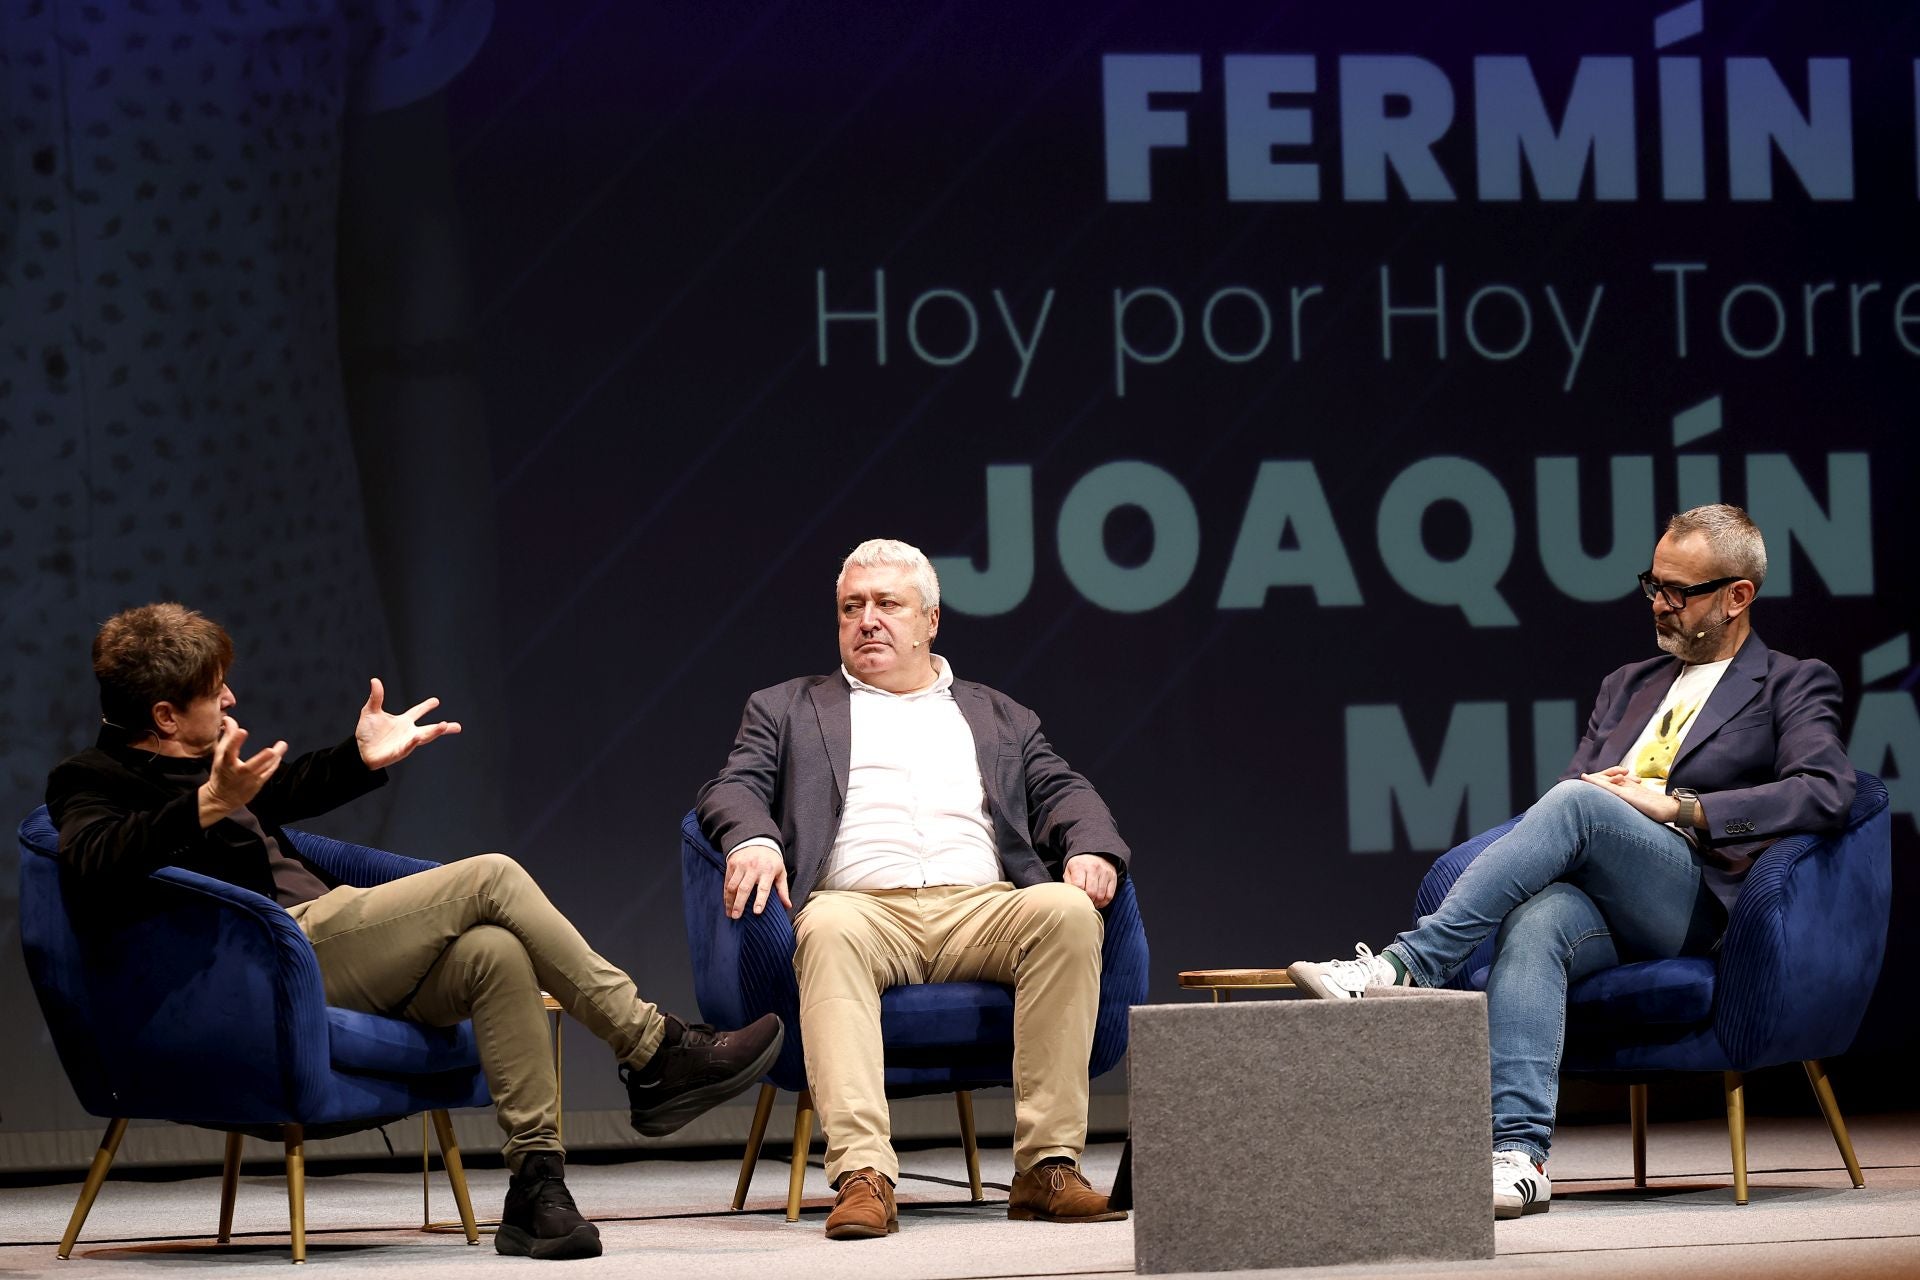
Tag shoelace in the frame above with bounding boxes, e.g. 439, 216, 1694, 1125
1324, 943, 1383, 992
532, 1173, 582, 1213
676, 1022, 720, 1049
841, 1170, 889, 1200
623, 1021, 724, 1091
1041, 1163, 1089, 1193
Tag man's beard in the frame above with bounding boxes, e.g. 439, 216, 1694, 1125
1656, 606, 1728, 663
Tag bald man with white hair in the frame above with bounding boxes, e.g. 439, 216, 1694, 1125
698, 538, 1132, 1239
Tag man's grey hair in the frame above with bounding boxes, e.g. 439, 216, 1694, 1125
836, 538, 941, 612
1666, 503, 1768, 590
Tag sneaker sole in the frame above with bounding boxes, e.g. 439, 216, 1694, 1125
1494, 1189, 1551, 1220
495, 1223, 605, 1259
1007, 1207, 1130, 1223
629, 1023, 786, 1138
1285, 963, 1358, 999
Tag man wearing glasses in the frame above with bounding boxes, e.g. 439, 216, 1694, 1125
1287, 504, 1854, 1221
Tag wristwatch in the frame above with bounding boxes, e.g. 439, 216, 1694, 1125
1670, 787, 1700, 830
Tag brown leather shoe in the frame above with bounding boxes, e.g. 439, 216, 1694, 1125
825, 1168, 898, 1239
1008, 1159, 1128, 1223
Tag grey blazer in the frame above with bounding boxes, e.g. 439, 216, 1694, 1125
696, 672, 1130, 907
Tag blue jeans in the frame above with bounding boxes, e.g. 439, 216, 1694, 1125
1385, 779, 1725, 1165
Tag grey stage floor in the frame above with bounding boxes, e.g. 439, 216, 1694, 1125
2, 1115, 1916, 1278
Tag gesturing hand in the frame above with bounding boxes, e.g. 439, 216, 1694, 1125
723, 845, 791, 920
355, 677, 462, 769
199, 716, 287, 826
1064, 853, 1118, 908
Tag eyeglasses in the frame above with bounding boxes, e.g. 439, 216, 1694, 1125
1637, 571, 1737, 610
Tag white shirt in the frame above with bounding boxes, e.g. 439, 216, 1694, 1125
729, 656, 1003, 892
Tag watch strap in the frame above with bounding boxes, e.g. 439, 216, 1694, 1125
1671, 788, 1698, 830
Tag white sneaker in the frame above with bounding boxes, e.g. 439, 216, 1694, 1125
1286, 943, 1402, 999
1492, 1149, 1551, 1218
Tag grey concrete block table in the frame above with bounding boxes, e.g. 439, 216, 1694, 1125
1130, 988, 1494, 1273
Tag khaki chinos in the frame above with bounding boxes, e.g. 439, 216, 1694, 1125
793, 879, 1104, 1185
289, 852, 664, 1170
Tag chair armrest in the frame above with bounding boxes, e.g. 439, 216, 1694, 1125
1713, 772, 1892, 1068
735, 897, 806, 1087
86, 867, 334, 1122
1091, 875, 1149, 1077
285, 829, 440, 884
679, 810, 806, 1086
680, 811, 747, 1030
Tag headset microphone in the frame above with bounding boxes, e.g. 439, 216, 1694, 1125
1695, 614, 1736, 640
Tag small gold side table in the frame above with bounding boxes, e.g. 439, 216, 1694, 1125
1177, 968, 1296, 1001
422, 993, 565, 1233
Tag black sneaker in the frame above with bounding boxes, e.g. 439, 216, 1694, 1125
495, 1151, 602, 1260
620, 1013, 784, 1137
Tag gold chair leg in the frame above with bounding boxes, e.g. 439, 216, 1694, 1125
57, 1117, 128, 1259
787, 1088, 815, 1223
552, 1006, 566, 1145
218, 1132, 245, 1244
955, 1090, 984, 1202
1723, 1072, 1748, 1205
1804, 1059, 1866, 1188
732, 1084, 777, 1211
421, 1114, 431, 1229
430, 1110, 481, 1245
284, 1124, 307, 1264
1629, 1083, 1648, 1188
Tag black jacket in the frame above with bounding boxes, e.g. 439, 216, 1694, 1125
46, 727, 386, 902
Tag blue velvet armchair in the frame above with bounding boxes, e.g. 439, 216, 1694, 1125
1413, 771, 1892, 1203
679, 809, 1149, 1218
19, 806, 492, 1262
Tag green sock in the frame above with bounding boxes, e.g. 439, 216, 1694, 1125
1383, 950, 1410, 985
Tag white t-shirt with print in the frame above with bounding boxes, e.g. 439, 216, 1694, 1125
1618, 657, 1741, 908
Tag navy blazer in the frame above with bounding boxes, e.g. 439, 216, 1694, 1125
696, 671, 1130, 907
1562, 631, 1854, 874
